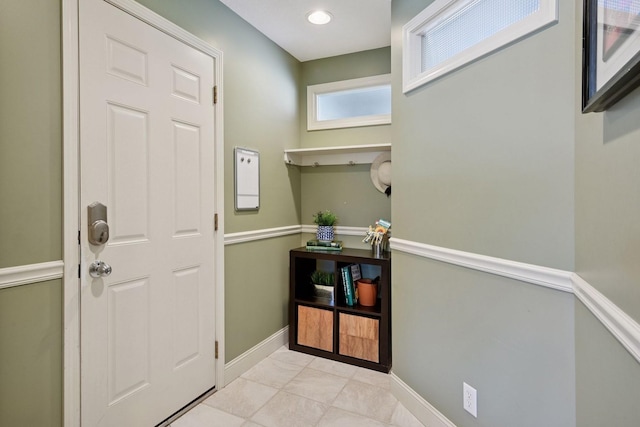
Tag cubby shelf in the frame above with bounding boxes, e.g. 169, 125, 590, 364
289, 247, 391, 372
283, 143, 391, 167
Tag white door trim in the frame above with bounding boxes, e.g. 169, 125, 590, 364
62, 1, 225, 425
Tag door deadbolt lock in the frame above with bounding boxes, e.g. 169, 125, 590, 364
88, 202, 110, 245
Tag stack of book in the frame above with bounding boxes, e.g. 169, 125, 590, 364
340, 264, 361, 306
306, 240, 342, 251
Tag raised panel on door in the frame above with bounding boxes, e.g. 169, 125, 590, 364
172, 267, 201, 369
172, 121, 201, 237
107, 278, 151, 404
106, 103, 150, 244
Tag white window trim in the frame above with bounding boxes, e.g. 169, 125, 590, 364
402, 0, 558, 93
307, 74, 391, 131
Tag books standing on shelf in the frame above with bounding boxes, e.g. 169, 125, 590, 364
306, 240, 342, 252
340, 266, 354, 306
350, 264, 361, 282
340, 264, 361, 306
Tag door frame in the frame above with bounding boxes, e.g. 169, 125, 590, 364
62, 1, 226, 425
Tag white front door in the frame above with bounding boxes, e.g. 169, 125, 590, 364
79, 1, 217, 425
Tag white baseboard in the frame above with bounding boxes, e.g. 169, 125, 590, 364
224, 326, 289, 385
391, 373, 457, 427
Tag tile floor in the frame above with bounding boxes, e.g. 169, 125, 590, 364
170, 346, 425, 427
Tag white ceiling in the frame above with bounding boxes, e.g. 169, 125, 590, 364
219, 0, 391, 62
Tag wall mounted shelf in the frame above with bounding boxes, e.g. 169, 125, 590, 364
284, 143, 391, 167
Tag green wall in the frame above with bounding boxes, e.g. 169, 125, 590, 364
390, 0, 576, 425
299, 49, 392, 234
4, 0, 640, 425
574, 0, 640, 420
0, 0, 62, 269
575, 86, 640, 322
0, 0, 62, 424
224, 235, 300, 359
393, 256, 575, 427
0, 280, 62, 426
300, 47, 392, 149
392, 0, 574, 270
575, 302, 640, 426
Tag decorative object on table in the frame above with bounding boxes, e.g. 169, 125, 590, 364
356, 278, 377, 307
583, 0, 640, 112
370, 152, 391, 194
310, 270, 335, 303
363, 218, 390, 257
313, 210, 337, 242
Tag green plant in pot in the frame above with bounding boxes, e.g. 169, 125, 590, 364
313, 210, 337, 242
311, 270, 335, 301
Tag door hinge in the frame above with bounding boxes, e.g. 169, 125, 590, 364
213, 86, 218, 105
214, 213, 218, 231
77, 230, 81, 245
215, 340, 219, 359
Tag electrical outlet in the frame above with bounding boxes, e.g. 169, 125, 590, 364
463, 382, 477, 417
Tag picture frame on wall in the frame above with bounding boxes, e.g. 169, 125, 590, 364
583, 0, 640, 112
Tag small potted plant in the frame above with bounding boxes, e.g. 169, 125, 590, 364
311, 270, 334, 302
313, 210, 337, 242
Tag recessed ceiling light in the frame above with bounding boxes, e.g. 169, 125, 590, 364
307, 10, 332, 25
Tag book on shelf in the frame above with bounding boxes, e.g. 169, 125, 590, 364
341, 264, 363, 306
306, 245, 342, 252
340, 265, 355, 306
350, 264, 361, 282
306, 240, 342, 248
339, 267, 348, 305
306, 240, 342, 252
349, 264, 361, 304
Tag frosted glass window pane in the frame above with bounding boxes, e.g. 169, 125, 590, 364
317, 85, 391, 122
421, 0, 540, 72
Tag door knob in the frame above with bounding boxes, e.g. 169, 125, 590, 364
89, 260, 112, 278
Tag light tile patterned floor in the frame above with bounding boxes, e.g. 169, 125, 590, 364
171, 346, 425, 427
